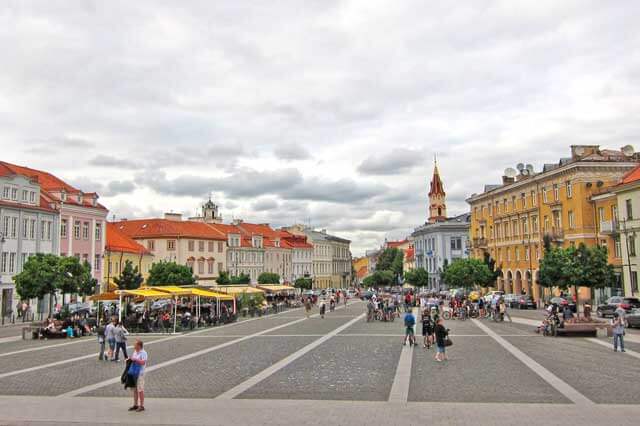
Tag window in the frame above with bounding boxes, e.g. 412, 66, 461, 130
631, 272, 638, 293
61, 219, 67, 238
94, 255, 101, 271
598, 207, 605, 222
73, 221, 81, 239
522, 218, 529, 235
2, 186, 8, 199
41, 220, 46, 239
532, 216, 538, 233
21, 253, 27, 269
208, 241, 214, 252
626, 199, 633, 220
542, 187, 548, 203
11, 187, 17, 200
95, 223, 102, 241
198, 241, 205, 252
0, 252, 6, 272
188, 240, 195, 251
531, 190, 537, 206
450, 237, 462, 250
8, 252, 15, 273
521, 193, 526, 209
21, 189, 28, 201
512, 220, 519, 237
29, 219, 35, 239
544, 216, 550, 232
82, 222, 89, 239
612, 205, 618, 221
553, 184, 559, 201
553, 211, 561, 229
167, 240, 176, 251
512, 196, 516, 211
630, 235, 637, 257
566, 181, 572, 198
198, 259, 204, 274
207, 259, 214, 274
22, 218, 28, 238
30, 191, 35, 203
515, 247, 520, 261
525, 247, 530, 261
615, 237, 622, 258
568, 211, 575, 229
147, 240, 155, 251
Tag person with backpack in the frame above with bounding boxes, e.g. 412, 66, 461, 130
126, 339, 148, 412
403, 309, 416, 346
612, 312, 626, 352
421, 310, 434, 349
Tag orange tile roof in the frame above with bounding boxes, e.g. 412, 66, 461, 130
115, 219, 227, 240
619, 164, 640, 185
405, 246, 415, 260
279, 230, 314, 249
106, 222, 151, 254
357, 266, 368, 279
387, 239, 409, 248
0, 161, 107, 210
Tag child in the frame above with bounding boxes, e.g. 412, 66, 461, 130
421, 310, 434, 349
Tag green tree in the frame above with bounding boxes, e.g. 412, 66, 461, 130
77, 261, 98, 297
404, 268, 429, 287
14, 254, 59, 305
216, 271, 231, 285
258, 272, 280, 284
376, 248, 399, 271
362, 270, 395, 288
391, 250, 404, 282
539, 247, 576, 291
482, 252, 501, 288
56, 256, 86, 295
113, 260, 144, 290
441, 258, 492, 289
294, 277, 312, 290
147, 261, 196, 286
231, 273, 251, 284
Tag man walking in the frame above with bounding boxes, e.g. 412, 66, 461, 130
403, 309, 416, 346
113, 322, 129, 362
304, 297, 312, 319
105, 318, 116, 360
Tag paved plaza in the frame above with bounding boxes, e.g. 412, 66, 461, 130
0, 301, 639, 425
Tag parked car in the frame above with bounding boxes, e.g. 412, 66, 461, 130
514, 295, 536, 309
596, 297, 640, 318
504, 294, 518, 308
67, 302, 95, 316
151, 299, 172, 311
626, 308, 640, 328
483, 291, 505, 304
547, 297, 577, 313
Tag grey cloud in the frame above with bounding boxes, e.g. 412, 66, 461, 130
357, 149, 425, 175
251, 197, 279, 211
287, 178, 386, 203
105, 180, 136, 196
274, 144, 311, 160
90, 155, 140, 169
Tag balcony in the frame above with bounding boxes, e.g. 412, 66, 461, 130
547, 228, 564, 242
472, 237, 488, 249
599, 220, 619, 235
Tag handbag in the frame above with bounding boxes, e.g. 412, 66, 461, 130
444, 337, 453, 347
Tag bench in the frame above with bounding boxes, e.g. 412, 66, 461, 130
555, 322, 611, 337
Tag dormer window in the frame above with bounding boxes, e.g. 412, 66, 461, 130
252, 236, 262, 248
77, 192, 83, 204
274, 239, 280, 248
61, 190, 67, 201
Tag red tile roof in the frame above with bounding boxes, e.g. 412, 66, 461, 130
0, 161, 107, 210
619, 164, 640, 185
405, 246, 415, 261
114, 219, 227, 240
279, 230, 313, 249
106, 222, 151, 254
386, 239, 408, 248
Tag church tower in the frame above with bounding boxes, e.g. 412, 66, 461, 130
428, 160, 447, 223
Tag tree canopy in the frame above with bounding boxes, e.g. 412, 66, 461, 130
14, 253, 59, 300
147, 261, 196, 286
258, 272, 280, 284
294, 277, 312, 290
113, 260, 144, 290
404, 267, 429, 287
216, 271, 231, 285
441, 258, 493, 289
539, 243, 615, 291
231, 273, 251, 284
362, 270, 395, 288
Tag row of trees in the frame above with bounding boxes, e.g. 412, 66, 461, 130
361, 247, 430, 288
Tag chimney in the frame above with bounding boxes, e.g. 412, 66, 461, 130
502, 176, 515, 185
164, 212, 183, 221
321, 229, 327, 234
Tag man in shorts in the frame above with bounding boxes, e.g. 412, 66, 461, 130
128, 339, 148, 412
403, 309, 416, 346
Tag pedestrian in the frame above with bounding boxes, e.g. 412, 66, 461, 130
304, 297, 312, 319
97, 324, 106, 361
421, 309, 434, 349
434, 318, 448, 362
105, 318, 116, 360
319, 299, 326, 319
128, 339, 148, 412
612, 313, 625, 352
403, 309, 416, 346
614, 305, 627, 325
113, 322, 129, 362
499, 297, 512, 322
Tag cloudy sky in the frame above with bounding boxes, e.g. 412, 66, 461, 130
1, 1, 639, 255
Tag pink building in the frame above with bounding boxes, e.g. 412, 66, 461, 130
1, 162, 109, 284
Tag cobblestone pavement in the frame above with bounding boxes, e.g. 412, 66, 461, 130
1, 300, 639, 425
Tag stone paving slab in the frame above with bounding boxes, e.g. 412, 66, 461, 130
503, 334, 640, 404
83, 336, 317, 398
0, 336, 94, 355
0, 337, 232, 396
264, 316, 357, 336
2, 396, 640, 426
239, 335, 402, 401
408, 330, 568, 403
196, 316, 298, 336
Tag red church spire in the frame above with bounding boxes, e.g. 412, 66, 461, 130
428, 158, 447, 223
428, 162, 446, 197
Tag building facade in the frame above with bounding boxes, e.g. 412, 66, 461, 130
466, 145, 638, 304
103, 222, 154, 290
0, 164, 60, 315
328, 234, 352, 288
236, 222, 292, 283
209, 222, 265, 284
412, 163, 470, 290
115, 213, 228, 286
613, 165, 640, 297
280, 230, 313, 282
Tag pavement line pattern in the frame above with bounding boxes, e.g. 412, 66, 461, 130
60, 316, 310, 397
61, 304, 359, 398
0, 336, 21, 344
472, 319, 594, 407
216, 313, 366, 400
586, 337, 640, 360
388, 342, 413, 402
0, 307, 310, 380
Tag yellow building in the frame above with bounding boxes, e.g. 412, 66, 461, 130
352, 256, 369, 285
103, 222, 154, 291
467, 145, 638, 304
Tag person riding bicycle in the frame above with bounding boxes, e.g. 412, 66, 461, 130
403, 309, 416, 346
